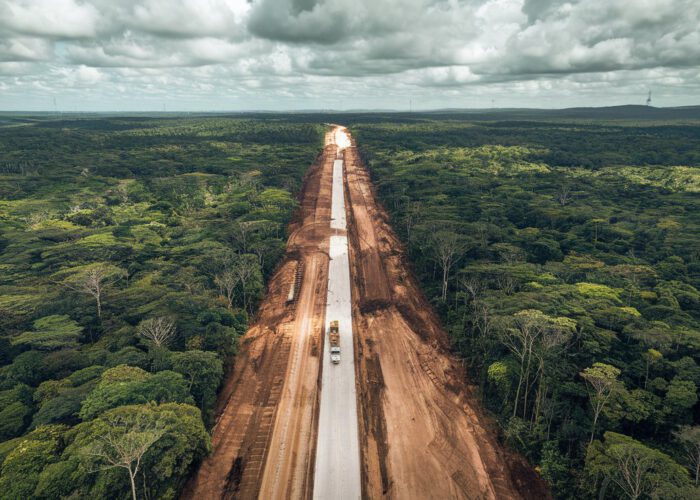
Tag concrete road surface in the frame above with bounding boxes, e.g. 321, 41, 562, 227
331, 159, 346, 231
313, 153, 362, 500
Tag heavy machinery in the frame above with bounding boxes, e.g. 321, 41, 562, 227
328, 320, 341, 364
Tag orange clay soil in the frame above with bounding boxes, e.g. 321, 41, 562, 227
181, 127, 548, 500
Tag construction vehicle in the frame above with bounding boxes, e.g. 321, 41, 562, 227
328, 320, 341, 364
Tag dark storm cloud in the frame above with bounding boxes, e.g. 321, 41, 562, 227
521, 0, 573, 23
247, 0, 352, 44
0, 0, 698, 109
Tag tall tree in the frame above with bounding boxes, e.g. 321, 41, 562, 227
59, 264, 124, 319
499, 310, 575, 419
214, 269, 239, 309
232, 254, 262, 314
432, 230, 471, 301
137, 317, 176, 348
674, 426, 700, 485
585, 432, 691, 499
84, 409, 165, 500
581, 363, 623, 445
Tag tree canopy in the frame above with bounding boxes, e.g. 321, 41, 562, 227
0, 116, 322, 497
353, 117, 700, 498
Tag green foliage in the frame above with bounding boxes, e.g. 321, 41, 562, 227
0, 425, 67, 499
0, 385, 33, 440
11, 315, 82, 351
31, 382, 95, 428
575, 283, 622, 303
171, 351, 223, 424
355, 117, 700, 496
0, 116, 321, 495
65, 403, 209, 500
665, 378, 698, 419
584, 432, 691, 499
79, 367, 193, 420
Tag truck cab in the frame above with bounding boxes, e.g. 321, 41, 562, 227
329, 320, 341, 364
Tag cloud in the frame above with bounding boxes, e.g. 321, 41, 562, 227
0, 0, 699, 110
491, 0, 700, 76
0, 36, 53, 62
0, 0, 100, 38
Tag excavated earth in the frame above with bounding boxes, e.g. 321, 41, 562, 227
182, 127, 548, 500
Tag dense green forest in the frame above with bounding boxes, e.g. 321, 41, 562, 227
2, 112, 699, 499
0, 116, 322, 499
353, 118, 700, 498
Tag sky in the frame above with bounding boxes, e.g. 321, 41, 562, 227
1, 0, 699, 111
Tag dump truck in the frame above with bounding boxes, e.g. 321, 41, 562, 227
328, 320, 341, 364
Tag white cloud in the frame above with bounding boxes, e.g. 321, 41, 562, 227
0, 0, 100, 38
0, 0, 699, 109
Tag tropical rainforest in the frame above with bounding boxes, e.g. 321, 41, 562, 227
1, 112, 699, 499
0, 116, 322, 499
352, 116, 700, 499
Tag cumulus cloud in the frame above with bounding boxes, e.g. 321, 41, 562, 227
0, 0, 698, 110
0, 0, 100, 38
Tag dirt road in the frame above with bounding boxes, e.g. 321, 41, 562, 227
182, 126, 545, 500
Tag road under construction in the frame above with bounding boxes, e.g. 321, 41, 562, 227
182, 126, 547, 500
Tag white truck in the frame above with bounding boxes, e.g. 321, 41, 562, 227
329, 320, 341, 364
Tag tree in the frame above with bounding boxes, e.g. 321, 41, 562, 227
0, 384, 33, 440
232, 254, 263, 313
214, 269, 239, 309
171, 350, 223, 422
79, 366, 192, 420
585, 432, 691, 499
228, 220, 256, 253
84, 407, 166, 500
665, 378, 698, 419
674, 425, 700, 486
675, 426, 700, 485
59, 264, 124, 319
39, 403, 210, 500
555, 184, 572, 206
31, 384, 93, 427
580, 363, 623, 444
499, 310, 575, 419
432, 229, 471, 301
137, 316, 176, 348
0, 425, 67, 499
11, 315, 82, 351
403, 200, 423, 243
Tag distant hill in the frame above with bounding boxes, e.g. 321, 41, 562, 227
2, 105, 699, 123
403, 105, 700, 122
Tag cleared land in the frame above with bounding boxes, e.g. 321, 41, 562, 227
183, 126, 544, 500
